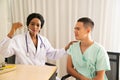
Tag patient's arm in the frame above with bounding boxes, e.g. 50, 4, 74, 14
67, 55, 89, 80
92, 70, 105, 80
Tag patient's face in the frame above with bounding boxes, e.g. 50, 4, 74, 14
74, 22, 88, 40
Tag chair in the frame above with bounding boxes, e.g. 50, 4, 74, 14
61, 51, 120, 80
5, 55, 16, 64
106, 51, 120, 80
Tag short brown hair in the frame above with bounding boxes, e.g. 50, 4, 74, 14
77, 17, 94, 29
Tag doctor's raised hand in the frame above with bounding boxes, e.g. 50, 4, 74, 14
0, 13, 71, 66
7, 22, 23, 38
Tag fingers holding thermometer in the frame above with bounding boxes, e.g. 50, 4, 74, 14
24, 27, 34, 33
28, 28, 34, 33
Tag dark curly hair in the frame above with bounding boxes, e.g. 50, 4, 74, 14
26, 13, 44, 28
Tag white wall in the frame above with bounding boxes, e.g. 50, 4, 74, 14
0, 0, 9, 41
0, 0, 120, 79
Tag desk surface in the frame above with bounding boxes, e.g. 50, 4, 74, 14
0, 64, 57, 80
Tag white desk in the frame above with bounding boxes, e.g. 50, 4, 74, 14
0, 64, 57, 80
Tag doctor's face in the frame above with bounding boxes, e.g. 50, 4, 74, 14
74, 22, 89, 40
28, 18, 41, 35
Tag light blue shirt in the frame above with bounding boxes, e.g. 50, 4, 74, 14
67, 41, 110, 80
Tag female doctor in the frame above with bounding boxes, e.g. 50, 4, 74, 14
0, 13, 70, 65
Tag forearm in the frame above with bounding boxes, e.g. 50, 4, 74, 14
92, 70, 105, 80
67, 68, 89, 80
67, 55, 90, 80
92, 76, 104, 80
7, 27, 17, 38
7, 22, 23, 38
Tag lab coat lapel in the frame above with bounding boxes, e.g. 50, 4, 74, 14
36, 35, 45, 56
35, 35, 46, 62
27, 32, 36, 54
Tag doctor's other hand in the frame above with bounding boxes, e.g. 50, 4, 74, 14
7, 22, 23, 38
65, 41, 78, 51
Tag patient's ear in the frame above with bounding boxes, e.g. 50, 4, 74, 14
87, 27, 92, 33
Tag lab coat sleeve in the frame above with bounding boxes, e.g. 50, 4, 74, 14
43, 37, 67, 60
0, 36, 15, 58
47, 48, 66, 60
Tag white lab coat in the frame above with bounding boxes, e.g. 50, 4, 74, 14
0, 31, 66, 65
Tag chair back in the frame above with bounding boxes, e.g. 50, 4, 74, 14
5, 55, 15, 64
106, 51, 120, 80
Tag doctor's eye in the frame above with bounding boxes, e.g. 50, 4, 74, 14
30, 23, 35, 26
37, 24, 40, 27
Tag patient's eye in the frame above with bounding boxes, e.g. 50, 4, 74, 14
74, 27, 80, 30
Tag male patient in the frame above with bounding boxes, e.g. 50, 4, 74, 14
67, 17, 110, 80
